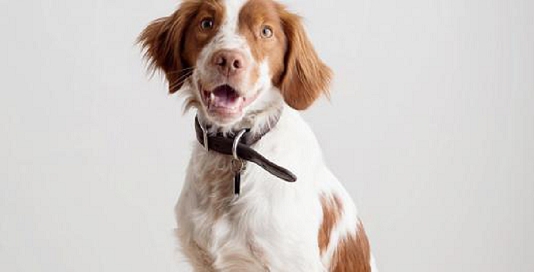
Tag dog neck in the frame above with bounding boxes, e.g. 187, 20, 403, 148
194, 110, 297, 183
196, 96, 285, 144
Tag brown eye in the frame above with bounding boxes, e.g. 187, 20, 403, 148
260, 25, 273, 38
200, 18, 214, 30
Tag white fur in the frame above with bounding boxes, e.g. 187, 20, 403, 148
173, 1, 377, 271
176, 101, 376, 271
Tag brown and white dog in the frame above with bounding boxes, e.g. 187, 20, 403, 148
139, 0, 377, 271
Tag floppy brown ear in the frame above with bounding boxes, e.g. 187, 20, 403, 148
277, 9, 332, 110
137, 2, 198, 94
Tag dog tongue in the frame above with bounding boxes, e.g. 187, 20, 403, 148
212, 85, 240, 108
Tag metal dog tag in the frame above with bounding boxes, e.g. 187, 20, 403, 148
232, 159, 244, 196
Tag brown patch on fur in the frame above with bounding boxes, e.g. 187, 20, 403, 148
318, 194, 344, 254
275, 2, 332, 110
238, 0, 287, 86
239, 0, 331, 110
330, 221, 371, 272
138, 0, 225, 94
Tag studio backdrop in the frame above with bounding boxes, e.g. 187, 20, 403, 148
1, 0, 533, 271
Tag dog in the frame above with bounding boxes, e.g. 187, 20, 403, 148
139, 0, 377, 271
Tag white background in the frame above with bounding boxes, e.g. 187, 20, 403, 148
1, 0, 533, 271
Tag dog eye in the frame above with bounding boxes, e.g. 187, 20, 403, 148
200, 18, 214, 30
260, 25, 273, 38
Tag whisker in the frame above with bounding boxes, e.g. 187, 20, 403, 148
168, 70, 194, 90
166, 67, 196, 76
175, 70, 194, 83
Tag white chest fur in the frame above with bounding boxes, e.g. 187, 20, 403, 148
175, 107, 358, 271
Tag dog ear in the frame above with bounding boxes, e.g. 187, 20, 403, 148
138, 2, 198, 94
277, 8, 332, 110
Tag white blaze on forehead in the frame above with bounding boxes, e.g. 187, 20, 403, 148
222, 0, 249, 28
215, 0, 250, 50
195, 0, 252, 74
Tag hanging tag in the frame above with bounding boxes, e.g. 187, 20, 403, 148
234, 172, 241, 196
232, 159, 244, 197
231, 129, 248, 198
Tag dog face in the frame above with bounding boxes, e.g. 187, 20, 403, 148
139, 0, 331, 126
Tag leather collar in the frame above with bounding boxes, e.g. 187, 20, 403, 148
194, 115, 297, 183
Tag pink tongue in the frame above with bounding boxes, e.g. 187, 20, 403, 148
212, 86, 240, 108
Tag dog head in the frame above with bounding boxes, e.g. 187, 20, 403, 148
139, 0, 331, 126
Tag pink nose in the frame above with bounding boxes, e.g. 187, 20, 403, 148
211, 50, 247, 76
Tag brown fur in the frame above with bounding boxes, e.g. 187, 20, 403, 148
238, 0, 287, 87
138, 0, 225, 94
238, 0, 332, 110
275, 2, 332, 110
330, 221, 372, 272
318, 194, 344, 254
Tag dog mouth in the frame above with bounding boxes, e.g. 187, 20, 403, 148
202, 84, 248, 118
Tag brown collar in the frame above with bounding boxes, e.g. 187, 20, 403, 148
194, 116, 297, 183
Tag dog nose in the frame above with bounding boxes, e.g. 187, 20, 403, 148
211, 50, 247, 76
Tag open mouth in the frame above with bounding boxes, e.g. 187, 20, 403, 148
202, 85, 246, 118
